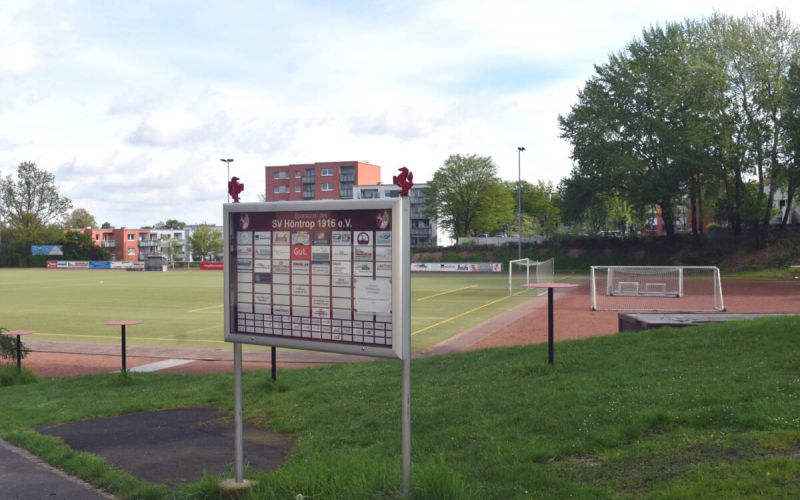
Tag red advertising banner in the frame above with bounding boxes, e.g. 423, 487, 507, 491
200, 262, 224, 270
46, 260, 58, 269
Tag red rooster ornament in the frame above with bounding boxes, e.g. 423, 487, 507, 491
228, 176, 244, 203
393, 167, 413, 197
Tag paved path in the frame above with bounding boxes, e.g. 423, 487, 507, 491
0, 438, 113, 499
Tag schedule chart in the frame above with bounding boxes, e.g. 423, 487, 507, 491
227, 203, 402, 354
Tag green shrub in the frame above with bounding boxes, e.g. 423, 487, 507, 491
0, 328, 29, 363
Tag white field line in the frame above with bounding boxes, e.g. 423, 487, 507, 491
126, 359, 195, 373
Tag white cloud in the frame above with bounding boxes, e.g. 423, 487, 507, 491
0, 40, 36, 74
2, 0, 800, 227
126, 109, 218, 147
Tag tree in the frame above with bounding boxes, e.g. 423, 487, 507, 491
508, 180, 561, 237
64, 208, 97, 229
163, 219, 186, 229
559, 21, 712, 241
60, 230, 109, 260
101, 221, 112, 229
0, 162, 72, 234
708, 12, 799, 245
159, 235, 183, 266
425, 154, 514, 239
780, 61, 800, 226
190, 224, 222, 261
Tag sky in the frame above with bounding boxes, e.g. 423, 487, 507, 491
2, 0, 800, 227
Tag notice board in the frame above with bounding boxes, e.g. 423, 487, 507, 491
223, 198, 409, 359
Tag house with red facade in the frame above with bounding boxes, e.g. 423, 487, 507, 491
264, 161, 381, 201
78, 228, 153, 261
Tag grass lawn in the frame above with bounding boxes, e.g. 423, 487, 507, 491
0, 269, 543, 353
1, 315, 798, 498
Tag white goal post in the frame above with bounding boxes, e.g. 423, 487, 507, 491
590, 265, 724, 312
509, 258, 554, 295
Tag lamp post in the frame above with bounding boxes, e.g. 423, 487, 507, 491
517, 146, 525, 260
220, 158, 234, 202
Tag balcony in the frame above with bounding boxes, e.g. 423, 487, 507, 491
339, 174, 355, 182
102, 240, 116, 248
302, 176, 316, 184
139, 240, 159, 247
303, 191, 316, 199
339, 189, 353, 199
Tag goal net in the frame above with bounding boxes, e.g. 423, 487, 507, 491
509, 258, 555, 295
590, 265, 724, 312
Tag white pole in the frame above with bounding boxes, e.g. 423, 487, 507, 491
508, 261, 512, 296
234, 342, 244, 483
590, 266, 597, 310
221, 158, 234, 203
401, 196, 412, 495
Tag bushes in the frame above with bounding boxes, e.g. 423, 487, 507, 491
0, 328, 29, 363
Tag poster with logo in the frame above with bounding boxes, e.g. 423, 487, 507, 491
224, 199, 408, 360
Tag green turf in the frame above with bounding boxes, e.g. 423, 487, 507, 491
1, 316, 798, 498
0, 269, 544, 353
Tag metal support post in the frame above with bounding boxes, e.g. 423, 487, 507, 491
234, 342, 244, 483
401, 195, 412, 495
401, 355, 411, 494
548, 288, 554, 364
271, 346, 277, 381
121, 325, 127, 372
16, 335, 22, 371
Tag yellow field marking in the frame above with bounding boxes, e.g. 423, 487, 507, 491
188, 304, 224, 313
416, 285, 478, 302
31, 332, 226, 344
411, 288, 543, 336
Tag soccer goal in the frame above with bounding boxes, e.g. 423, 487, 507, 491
509, 258, 555, 295
590, 265, 724, 312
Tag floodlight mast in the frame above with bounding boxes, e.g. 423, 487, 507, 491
220, 158, 234, 202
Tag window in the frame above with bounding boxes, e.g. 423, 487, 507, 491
127, 234, 135, 241
360, 189, 379, 199
321, 183, 334, 191
273, 170, 290, 180
95, 234, 100, 240
274, 185, 290, 193
295, 185, 301, 192
321, 168, 334, 176
295, 170, 302, 178
339, 166, 355, 182
127, 248, 136, 256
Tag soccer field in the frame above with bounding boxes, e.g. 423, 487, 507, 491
0, 269, 542, 353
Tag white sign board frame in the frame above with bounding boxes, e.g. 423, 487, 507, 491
224, 198, 410, 360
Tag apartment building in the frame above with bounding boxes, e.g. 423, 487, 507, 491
264, 161, 381, 201
80, 228, 152, 261
357, 183, 438, 247
79, 225, 223, 262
